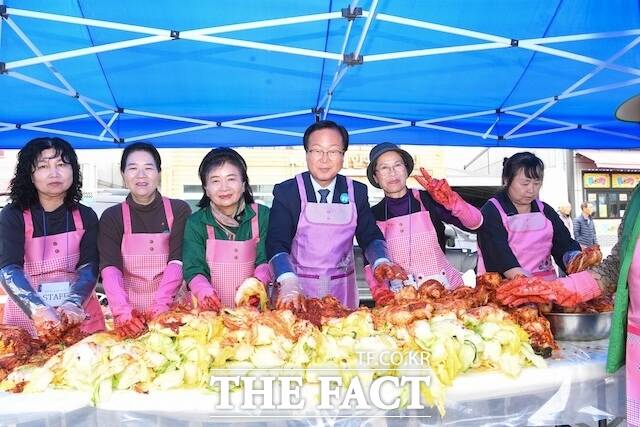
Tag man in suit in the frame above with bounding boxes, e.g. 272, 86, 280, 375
267, 120, 406, 310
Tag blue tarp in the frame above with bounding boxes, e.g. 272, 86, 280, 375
1, 0, 639, 149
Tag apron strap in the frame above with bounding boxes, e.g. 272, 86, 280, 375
71, 208, 84, 230
162, 197, 174, 230
489, 197, 507, 223
206, 224, 216, 240
22, 207, 83, 238
295, 174, 307, 208
412, 189, 426, 212
250, 203, 259, 240
121, 201, 133, 235
206, 204, 258, 241
298, 269, 355, 280
122, 198, 172, 234
23, 209, 34, 239
345, 176, 355, 202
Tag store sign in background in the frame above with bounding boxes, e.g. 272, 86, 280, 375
612, 173, 640, 188
583, 173, 611, 188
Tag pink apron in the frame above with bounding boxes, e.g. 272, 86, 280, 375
377, 189, 463, 289
625, 245, 640, 426
205, 203, 260, 308
290, 174, 358, 309
3, 208, 104, 337
478, 198, 557, 280
121, 197, 182, 311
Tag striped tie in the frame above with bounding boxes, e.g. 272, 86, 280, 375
318, 189, 330, 203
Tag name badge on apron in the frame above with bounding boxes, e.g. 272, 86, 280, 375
38, 281, 71, 307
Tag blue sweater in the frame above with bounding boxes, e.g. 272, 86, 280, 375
573, 215, 597, 246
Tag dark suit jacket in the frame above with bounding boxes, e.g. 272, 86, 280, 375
266, 172, 383, 260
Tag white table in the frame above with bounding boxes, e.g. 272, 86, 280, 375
0, 340, 626, 426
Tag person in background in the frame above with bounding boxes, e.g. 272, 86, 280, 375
364, 142, 482, 291
574, 201, 597, 249
99, 142, 191, 337
267, 121, 406, 310
557, 202, 574, 238
0, 137, 104, 337
182, 148, 272, 311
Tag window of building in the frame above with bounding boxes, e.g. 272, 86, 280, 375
582, 171, 640, 219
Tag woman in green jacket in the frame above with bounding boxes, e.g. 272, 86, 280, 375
182, 148, 271, 311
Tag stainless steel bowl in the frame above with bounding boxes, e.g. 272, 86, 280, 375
545, 311, 612, 341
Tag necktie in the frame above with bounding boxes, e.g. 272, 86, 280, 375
318, 189, 330, 203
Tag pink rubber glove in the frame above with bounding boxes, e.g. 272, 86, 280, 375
363, 265, 395, 307
448, 197, 483, 229
498, 271, 601, 307
253, 263, 273, 286
149, 261, 184, 317
101, 266, 134, 324
415, 167, 482, 229
58, 301, 86, 325
189, 274, 221, 311
554, 270, 602, 307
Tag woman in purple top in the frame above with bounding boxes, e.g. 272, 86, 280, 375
364, 143, 483, 292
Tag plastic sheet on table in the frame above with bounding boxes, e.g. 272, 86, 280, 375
0, 340, 626, 426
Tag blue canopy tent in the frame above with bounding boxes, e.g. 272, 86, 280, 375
0, 0, 639, 149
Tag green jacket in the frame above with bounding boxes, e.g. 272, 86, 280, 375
607, 183, 640, 373
182, 203, 270, 283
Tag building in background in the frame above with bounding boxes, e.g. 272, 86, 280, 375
573, 150, 640, 254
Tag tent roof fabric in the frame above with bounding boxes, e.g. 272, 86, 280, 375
1, 1, 639, 149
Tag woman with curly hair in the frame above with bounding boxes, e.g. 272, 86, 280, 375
0, 137, 104, 337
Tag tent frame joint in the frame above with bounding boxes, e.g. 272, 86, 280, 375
496, 108, 502, 114
114, 137, 124, 144
216, 121, 222, 127
312, 107, 324, 121
0, 62, 6, 74
577, 124, 582, 129
510, 39, 519, 47
341, 7, 362, 21
343, 53, 363, 65
170, 30, 180, 40
411, 121, 416, 126
498, 135, 505, 140
0, 5, 7, 18
116, 107, 124, 114
15, 124, 21, 129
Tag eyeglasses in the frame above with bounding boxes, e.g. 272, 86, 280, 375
307, 149, 344, 161
375, 162, 406, 176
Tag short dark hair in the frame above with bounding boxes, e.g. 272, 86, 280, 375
197, 147, 254, 208
9, 137, 82, 210
502, 151, 544, 189
120, 142, 161, 173
303, 120, 349, 152
581, 201, 591, 210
